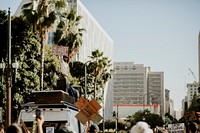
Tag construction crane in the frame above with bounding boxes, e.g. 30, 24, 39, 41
189, 68, 198, 82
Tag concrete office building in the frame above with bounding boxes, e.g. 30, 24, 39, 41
165, 89, 170, 114
186, 81, 199, 108
148, 72, 165, 116
113, 62, 149, 104
113, 62, 165, 116
15, 0, 114, 119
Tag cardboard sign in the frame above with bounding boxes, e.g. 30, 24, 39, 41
75, 97, 88, 109
75, 110, 88, 125
75, 97, 102, 124
91, 113, 103, 124
168, 123, 185, 133
89, 99, 101, 111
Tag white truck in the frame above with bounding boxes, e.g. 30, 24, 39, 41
17, 90, 85, 133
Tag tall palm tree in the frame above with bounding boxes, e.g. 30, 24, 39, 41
88, 49, 112, 100
21, 0, 66, 90
53, 8, 85, 62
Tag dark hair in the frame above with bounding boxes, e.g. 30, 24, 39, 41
88, 125, 97, 133
6, 123, 22, 133
189, 122, 198, 133
57, 127, 73, 133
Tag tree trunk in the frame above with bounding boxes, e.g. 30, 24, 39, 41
94, 77, 97, 100
39, 0, 48, 91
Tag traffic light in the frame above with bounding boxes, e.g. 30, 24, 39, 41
113, 111, 116, 117
198, 86, 200, 93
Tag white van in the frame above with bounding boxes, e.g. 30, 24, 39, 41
17, 91, 85, 133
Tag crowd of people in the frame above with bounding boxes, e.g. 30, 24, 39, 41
0, 113, 44, 133
1, 114, 200, 133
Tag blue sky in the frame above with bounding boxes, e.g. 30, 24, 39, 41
0, 0, 200, 110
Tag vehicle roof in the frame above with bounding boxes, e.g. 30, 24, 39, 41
22, 101, 78, 111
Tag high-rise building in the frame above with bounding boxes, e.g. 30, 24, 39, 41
113, 62, 165, 116
165, 89, 170, 114
148, 71, 165, 116
186, 81, 199, 108
113, 62, 149, 105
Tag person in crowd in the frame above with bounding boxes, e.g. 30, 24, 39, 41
88, 124, 99, 133
37, 114, 44, 133
130, 121, 153, 133
188, 122, 199, 133
0, 123, 4, 133
56, 122, 75, 133
6, 123, 22, 133
57, 127, 73, 133
7, 114, 44, 133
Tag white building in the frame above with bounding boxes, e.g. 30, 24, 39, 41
148, 71, 165, 116
186, 81, 199, 108
15, 0, 114, 119
113, 62, 149, 104
113, 62, 165, 116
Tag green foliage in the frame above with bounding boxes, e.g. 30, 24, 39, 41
87, 49, 112, 101
188, 94, 200, 111
53, 8, 85, 61
43, 45, 61, 90
0, 12, 61, 122
21, 0, 67, 32
68, 50, 112, 102
21, 0, 67, 90
127, 110, 164, 129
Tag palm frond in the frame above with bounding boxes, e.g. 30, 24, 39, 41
21, 2, 32, 9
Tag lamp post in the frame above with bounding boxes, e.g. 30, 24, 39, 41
84, 61, 90, 98
0, 8, 19, 129
116, 102, 118, 133
143, 93, 151, 111
84, 63, 87, 98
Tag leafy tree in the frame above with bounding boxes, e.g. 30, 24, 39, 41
0, 12, 61, 122
69, 50, 112, 102
127, 110, 164, 129
21, 0, 66, 90
53, 8, 85, 62
188, 94, 200, 111
69, 61, 91, 96
87, 49, 112, 100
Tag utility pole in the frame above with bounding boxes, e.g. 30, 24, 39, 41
6, 7, 12, 129
198, 32, 200, 83
115, 102, 118, 133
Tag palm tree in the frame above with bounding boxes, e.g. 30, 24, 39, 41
88, 49, 112, 100
53, 8, 85, 62
21, 0, 66, 90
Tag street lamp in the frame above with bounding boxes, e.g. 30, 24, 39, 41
0, 59, 6, 82
84, 61, 90, 98
143, 93, 152, 111
116, 102, 118, 133
84, 63, 87, 98
3, 58, 18, 128
0, 8, 19, 129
